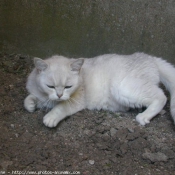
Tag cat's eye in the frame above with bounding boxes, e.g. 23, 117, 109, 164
47, 85, 55, 89
65, 86, 72, 89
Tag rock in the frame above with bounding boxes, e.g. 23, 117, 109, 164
15, 133, 19, 138
96, 143, 108, 150
89, 160, 95, 165
142, 152, 168, 162
10, 124, 15, 128
79, 153, 83, 156
127, 128, 134, 133
160, 110, 166, 115
110, 128, 117, 138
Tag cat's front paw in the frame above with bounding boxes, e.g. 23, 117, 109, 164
136, 113, 150, 126
24, 94, 37, 112
43, 113, 60, 128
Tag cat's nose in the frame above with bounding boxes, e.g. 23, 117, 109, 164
57, 93, 63, 98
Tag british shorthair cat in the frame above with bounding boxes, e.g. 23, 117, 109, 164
24, 53, 175, 128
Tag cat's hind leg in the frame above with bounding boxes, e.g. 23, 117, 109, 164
24, 94, 37, 112
112, 79, 167, 125
135, 89, 167, 125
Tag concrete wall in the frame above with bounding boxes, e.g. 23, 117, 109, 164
0, 0, 175, 62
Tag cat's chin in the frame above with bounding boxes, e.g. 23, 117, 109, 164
55, 99, 63, 102
55, 97, 69, 102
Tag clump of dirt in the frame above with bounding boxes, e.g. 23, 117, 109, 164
0, 53, 175, 175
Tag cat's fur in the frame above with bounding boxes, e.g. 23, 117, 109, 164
24, 53, 175, 128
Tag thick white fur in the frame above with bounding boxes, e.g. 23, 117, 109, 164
24, 53, 175, 127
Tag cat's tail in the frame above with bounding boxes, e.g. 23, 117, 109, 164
155, 57, 175, 123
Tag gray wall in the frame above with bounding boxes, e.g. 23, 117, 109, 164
0, 0, 175, 62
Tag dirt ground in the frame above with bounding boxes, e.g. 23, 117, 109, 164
0, 53, 175, 175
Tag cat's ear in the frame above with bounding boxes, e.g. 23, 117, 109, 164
34, 57, 48, 72
70, 59, 84, 72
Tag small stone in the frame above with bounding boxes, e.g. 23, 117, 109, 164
160, 110, 166, 115
89, 160, 95, 165
15, 133, 19, 138
128, 128, 134, 133
9, 84, 14, 89
96, 143, 108, 150
11, 124, 15, 128
142, 152, 168, 162
110, 128, 117, 137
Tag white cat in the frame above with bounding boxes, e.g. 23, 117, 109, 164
24, 53, 175, 128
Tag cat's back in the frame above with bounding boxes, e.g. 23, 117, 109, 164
83, 53, 124, 71
83, 52, 156, 72
82, 52, 158, 90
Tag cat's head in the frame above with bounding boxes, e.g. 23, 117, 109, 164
33, 55, 84, 101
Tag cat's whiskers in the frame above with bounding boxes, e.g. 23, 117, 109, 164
38, 99, 53, 112
69, 97, 81, 105
37, 100, 45, 111
45, 100, 52, 111
40, 99, 49, 111
67, 99, 73, 115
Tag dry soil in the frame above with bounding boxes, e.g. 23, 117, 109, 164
0, 53, 175, 175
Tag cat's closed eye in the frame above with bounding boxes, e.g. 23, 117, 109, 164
47, 85, 55, 89
65, 86, 72, 89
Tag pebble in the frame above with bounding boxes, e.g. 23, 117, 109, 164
160, 110, 166, 115
15, 133, 19, 138
142, 152, 168, 162
128, 128, 134, 133
110, 128, 117, 137
11, 124, 15, 128
9, 84, 14, 89
89, 160, 95, 165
